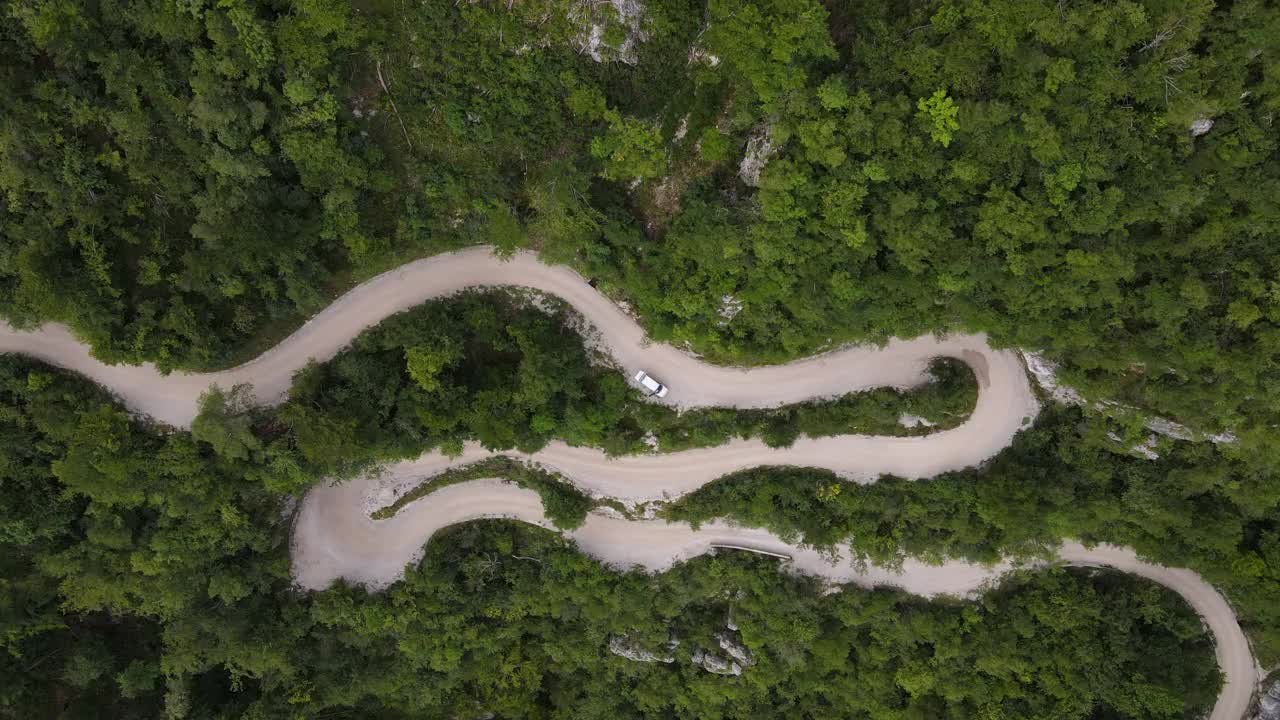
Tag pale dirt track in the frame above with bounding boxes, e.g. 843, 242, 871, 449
295, 479, 1256, 720
0, 247, 1030, 428
0, 246, 1256, 718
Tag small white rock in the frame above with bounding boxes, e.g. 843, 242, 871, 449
673, 115, 689, 142
898, 413, 936, 429
1190, 117, 1214, 137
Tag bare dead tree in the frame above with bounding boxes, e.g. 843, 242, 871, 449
1165, 53, 1192, 72
1164, 75, 1182, 106
376, 59, 413, 151
1140, 18, 1183, 53
475, 552, 501, 579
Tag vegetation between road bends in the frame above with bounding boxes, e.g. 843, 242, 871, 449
4, 0, 1276, 453
3, 0, 1280, 716
667, 404, 1280, 663
0, 350, 1272, 717
275, 289, 976, 474
0, 353, 1223, 717
369, 457, 593, 528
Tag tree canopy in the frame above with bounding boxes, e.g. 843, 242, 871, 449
2, 0, 1279, 717
3, 0, 1277, 444
0, 352, 1225, 717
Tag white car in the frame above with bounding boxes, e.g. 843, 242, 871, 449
633, 370, 669, 398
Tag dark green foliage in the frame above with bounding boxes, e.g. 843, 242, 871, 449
663, 355, 976, 450
668, 405, 1280, 659
0, 356, 1225, 719
300, 523, 1220, 719
4, 0, 1276, 449
279, 289, 977, 467
3, 0, 1280, 716
0, 356, 276, 716
192, 385, 263, 462
0, 603, 165, 719
370, 457, 593, 529
0, 0, 401, 370
543, 0, 1280, 454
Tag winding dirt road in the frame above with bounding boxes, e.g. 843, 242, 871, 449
297, 475, 1256, 720
0, 247, 1257, 719
0, 248, 1030, 429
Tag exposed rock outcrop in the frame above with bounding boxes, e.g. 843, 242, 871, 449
608, 634, 676, 663
571, 0, 647, 65
688, 45, 721, 67
692, 647, 741, 675
1020, 351, 1084, 405
899, 413, 937, 429
738, 128, 777, 187
1256, 679, 1280, 720
673, 115, 690, 142
1107, 431, 1161, 460
715, 632, 754, 668
717, 295, 743, 325
1190, 117, 1214, 137
1020, 351, 1236, 445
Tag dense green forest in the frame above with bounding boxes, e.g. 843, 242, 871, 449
3, 0, 1280, 717
274, 289, 975, 469
3, 0, 1277, 436
0, 353, 1224, 717
272, 290, 1279, 664
1, 306, 1275, 716
667, 403, 1280, 657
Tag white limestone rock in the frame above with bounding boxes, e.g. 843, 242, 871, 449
692, 648, 741, 676
673, 115, 690, 142
572, 0, 647, 65
1257, 679, 1280, 720
717, 295, 743, 324
688, 45, 721, 67
1021, 352, 1236, 446
715, 632, 754, 668
608, 635, 675, 663
738, 128, 777, 187
898, 413, 937, 429
1020, 351, 1085, 405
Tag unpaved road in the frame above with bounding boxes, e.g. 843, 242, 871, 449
0, 247, 1031, 429
0, 247, 1257, 719
296, 478, 1256, 720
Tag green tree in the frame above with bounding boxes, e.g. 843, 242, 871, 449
192, 385, 263, 461
405, 340, 460, 393
916, 89, 960, 147
591, 114, 669, 181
